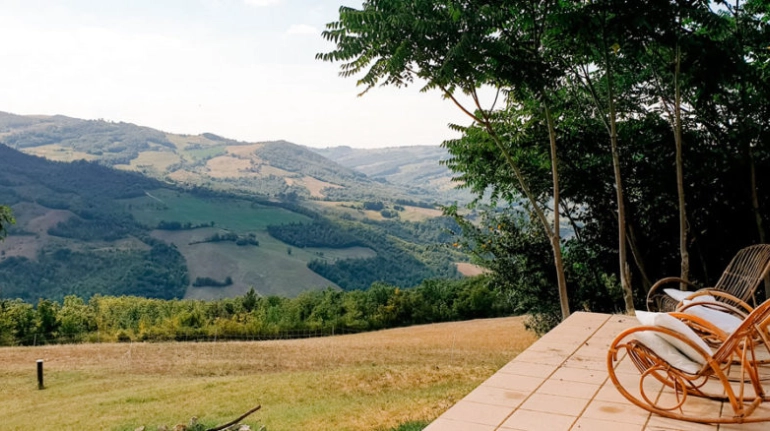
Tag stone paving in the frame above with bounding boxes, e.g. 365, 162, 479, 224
423, 311, 768, 431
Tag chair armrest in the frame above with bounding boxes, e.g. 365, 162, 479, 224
686, 290, 753, 316
646, 277, 701, 311
677, 299, 749, 319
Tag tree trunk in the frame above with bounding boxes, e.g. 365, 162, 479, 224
626, 220, 653, 290
444, 88, 570, 321
606, 55, 635, 314
544, 103, 570, 320
674, 43, 690, 288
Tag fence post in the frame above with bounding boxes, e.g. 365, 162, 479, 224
37, 359, 44, 390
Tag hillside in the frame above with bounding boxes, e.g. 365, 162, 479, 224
311, 145, 473, 203
0, 111, 463, 205
0, 143, 462, 302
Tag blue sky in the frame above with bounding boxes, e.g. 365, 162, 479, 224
0, 0, 478, 148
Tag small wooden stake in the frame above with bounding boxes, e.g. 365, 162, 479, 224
37, 359, 44, 390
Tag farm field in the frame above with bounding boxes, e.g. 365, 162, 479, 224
0, 316, 537, 431
123, 189, 311, 231
152, 228, 367, 299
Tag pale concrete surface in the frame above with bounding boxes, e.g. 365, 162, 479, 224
423, 311, 743, 431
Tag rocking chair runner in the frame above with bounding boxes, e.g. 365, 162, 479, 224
607, 300, 770, 424
646, 244, 770, 312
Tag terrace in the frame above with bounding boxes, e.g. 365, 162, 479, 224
424, 311, 765, 431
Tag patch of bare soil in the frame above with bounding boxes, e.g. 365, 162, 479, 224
205, 156, 254, 178
456, 262, 489, 277
226, 143, 264, 158
297, 176, 342, 198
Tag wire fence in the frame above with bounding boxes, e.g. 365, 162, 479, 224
16, 326, 372, 347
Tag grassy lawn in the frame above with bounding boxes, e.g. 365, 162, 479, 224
0, 317, 537, 430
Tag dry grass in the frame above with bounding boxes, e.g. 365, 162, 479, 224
291, 176, 343, 198
205, 155, 254, 178
455, 263, 490, 277
125, 151, 182, 173
0, 317, 537, 431
22, 144, 98, 162
398, 206, 444, 222
226, 143, 264, 158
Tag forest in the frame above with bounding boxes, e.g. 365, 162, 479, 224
320, 0, 770, 323
0, 276, 509, 346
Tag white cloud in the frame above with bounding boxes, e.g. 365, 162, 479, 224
286, 24, 318, 36
243, 0, 282, 6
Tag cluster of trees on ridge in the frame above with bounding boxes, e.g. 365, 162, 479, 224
1, 117, 175, 166
189, 231, 259, 246
270, 218, 462, 290
0, 277, 512, 346
0, 242, 189, 302
320, 0, 770, 323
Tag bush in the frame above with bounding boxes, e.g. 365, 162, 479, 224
116, 330, 132, 343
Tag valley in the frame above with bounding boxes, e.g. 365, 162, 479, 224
0, 112, 470, 302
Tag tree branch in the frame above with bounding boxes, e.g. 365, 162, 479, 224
206, 405, 262, 431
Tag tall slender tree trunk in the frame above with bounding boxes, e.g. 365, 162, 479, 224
607, 79, 635, 314
544, 103, 570, 320
674, 44, 690, 287
449, 87, 571, 321
626, 220, 653, 290
600, 43, 635, 313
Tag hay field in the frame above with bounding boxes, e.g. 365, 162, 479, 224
0, 317, 537, 431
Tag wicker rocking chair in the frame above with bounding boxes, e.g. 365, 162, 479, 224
646, 244, 770, 312
607, 300, 770, 424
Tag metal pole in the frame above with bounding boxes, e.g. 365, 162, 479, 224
37, 359, 44, 390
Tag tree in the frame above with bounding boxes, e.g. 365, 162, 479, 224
319, 0, 573, 320
0, 205, 14, 240
556, 0, 639, 312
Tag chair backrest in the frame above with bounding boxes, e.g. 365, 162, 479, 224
713, 294, 770, 365
713, 244, 770, 305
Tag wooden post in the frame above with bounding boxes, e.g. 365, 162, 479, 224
37, 359, 44, 390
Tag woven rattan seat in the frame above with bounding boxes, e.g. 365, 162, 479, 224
608, 300, 770, 424
646, 244, 770, 312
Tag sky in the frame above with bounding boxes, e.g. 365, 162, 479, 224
0, 0, 478, 149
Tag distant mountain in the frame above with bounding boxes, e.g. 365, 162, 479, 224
311, 145, 473, 204
0, 111, 468, 205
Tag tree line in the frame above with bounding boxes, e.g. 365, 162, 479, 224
0, 276, 513, 346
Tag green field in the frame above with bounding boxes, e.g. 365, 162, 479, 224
124, 189, 311, 231
122, 189, 377, 299
0, 317, 537, 431
183, 145, 227, 161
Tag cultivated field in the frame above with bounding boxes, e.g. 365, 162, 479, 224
0, 317, 537, 431
154, 228, 355, 299
124, 189, 311, 231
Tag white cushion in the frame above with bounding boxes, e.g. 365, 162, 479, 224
633, 331, 702, 374
682, 301, 743, 335
636, 310, 713, 364
664, 288, 699, 302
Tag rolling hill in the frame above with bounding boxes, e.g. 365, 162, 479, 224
311, 145, 473, 204
0, 114, 467, 302
0, 111, 465, 206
